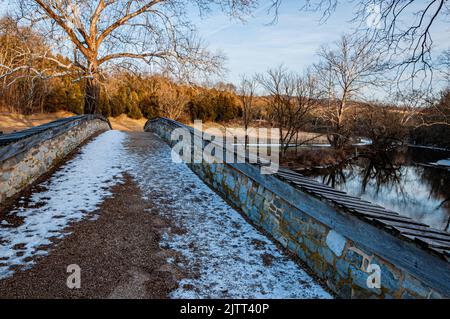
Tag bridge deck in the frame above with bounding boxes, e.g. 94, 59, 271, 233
0, 131, 331, 298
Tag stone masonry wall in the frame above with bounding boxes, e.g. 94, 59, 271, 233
145, 117, 450, 299
0, 118, 110, 204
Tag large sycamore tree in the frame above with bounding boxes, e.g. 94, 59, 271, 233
15, 0, 255, 114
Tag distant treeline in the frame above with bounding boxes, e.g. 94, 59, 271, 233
0, 67, 245, 123
41, 74, 245, 122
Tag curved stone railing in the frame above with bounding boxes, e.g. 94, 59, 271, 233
145, 117, 450, 299
0, 115, 111, 204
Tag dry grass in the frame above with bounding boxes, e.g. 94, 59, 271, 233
0, 112, 148, 133
108, 114, 147, 132
0, 111, 76, 134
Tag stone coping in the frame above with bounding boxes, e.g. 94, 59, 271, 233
0, 115, 111, 163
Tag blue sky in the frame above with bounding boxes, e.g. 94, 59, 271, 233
192, 0, 354, 83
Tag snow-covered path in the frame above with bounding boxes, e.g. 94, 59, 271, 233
0, 130, 127, 279
0, 130, 331, 298
125, 132, 331, 298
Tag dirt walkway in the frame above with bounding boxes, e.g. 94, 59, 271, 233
0, 174, 185, 298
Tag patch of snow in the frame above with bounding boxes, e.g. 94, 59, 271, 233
434, 159, 450, 167
126, 134, 331, 299
353, 138, 372, 146
0, 130, 127, 279
305, 143, 332, 148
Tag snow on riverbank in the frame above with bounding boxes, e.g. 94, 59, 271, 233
126, 133, 331, 299
0, 130, 127, 279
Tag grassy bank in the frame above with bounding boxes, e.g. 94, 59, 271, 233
0, 112, 147, 133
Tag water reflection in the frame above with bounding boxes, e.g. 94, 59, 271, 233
304, 148, 450, 232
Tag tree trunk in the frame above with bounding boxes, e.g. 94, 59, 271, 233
244, 123, 249, 149
331, 98, 347, 148
84, 75, 100, 114
279, 127, 284, 161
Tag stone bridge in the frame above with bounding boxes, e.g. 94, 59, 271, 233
0, 115, 448, 299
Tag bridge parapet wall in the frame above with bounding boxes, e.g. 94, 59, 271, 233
0, 115, 111, 204
145, 117, 450, 299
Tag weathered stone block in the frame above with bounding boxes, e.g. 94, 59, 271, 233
345, 249, 364, 268
402, 274, 430, 298
307, 222, 327, 242
247, 206, 261, 223
253, 193, 264, 208
401, 290, 416, 299
294, 245, 308, 261
303, 237, 318, 253
283, 218, 305, 238
273, 197, 283, 209
272, 232, 288, 248
260, 215, 278, 234
336, 257, 351, 278
286, 238, 299, 253
239, 185, 248, 203
349, 265, 374, 292
326, 230, 347, 258
319, 246, 336, 265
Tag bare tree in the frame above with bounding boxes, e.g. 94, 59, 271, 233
157, 80, 189, 120
356, 103, 409, 153
315, 35, 383, 148
393, 89, 433, 127
269, 0, 449, 80
0, 16, 49, 114
257, 65, 320, 158
237, 75, 257, 146
10, 0, 255, 114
